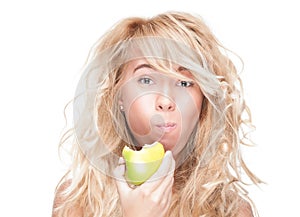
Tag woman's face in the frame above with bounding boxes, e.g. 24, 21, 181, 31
119, 59, 203, 158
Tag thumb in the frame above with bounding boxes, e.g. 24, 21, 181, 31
113, 157, 125, 179
113, 157, 132, 194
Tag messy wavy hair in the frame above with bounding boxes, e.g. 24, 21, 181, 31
53, 11, 261, 217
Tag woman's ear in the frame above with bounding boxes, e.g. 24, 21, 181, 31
119, 100, 124, 111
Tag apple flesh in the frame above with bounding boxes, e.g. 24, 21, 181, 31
122, 142, 165, 186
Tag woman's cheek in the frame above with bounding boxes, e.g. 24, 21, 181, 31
127, 100, 152, 136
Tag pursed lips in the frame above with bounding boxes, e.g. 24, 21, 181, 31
155, 122, 177, 133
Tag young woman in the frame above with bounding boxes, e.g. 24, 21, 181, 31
53, 11, 261, 217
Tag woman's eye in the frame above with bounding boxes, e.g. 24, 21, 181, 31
177, 80, 194, 87
138, 77, 154, 85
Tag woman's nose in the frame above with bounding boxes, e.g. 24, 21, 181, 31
155, 94, 175, 112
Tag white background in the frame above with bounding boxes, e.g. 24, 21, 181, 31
0, 0, 299, 216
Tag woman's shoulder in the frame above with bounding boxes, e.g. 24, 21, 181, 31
52, 180, 83, 217
53, 180, 70, 205
225, 190, 254, 217
236, 200, 254, 217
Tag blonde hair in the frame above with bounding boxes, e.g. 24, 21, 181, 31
53, 11, 262, 217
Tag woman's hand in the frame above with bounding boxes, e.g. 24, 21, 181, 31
114, 151, 175, 217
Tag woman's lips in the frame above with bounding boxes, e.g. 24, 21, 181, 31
156, 122, 177, 133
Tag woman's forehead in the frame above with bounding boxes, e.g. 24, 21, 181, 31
121, 58, 195, 79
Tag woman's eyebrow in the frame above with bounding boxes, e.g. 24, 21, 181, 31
176, 66, 193, 77
133, 64, 153, 73
177, 66, 189, 72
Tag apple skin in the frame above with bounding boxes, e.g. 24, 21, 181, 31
122, 142, 165, 186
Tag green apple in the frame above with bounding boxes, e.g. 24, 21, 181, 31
122, 142, 165, 186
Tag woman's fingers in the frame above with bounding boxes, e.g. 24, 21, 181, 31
114, 151, 175, 196
113, 153, 175, 217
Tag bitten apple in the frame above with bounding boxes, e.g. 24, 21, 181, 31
122, 142, 165, 186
